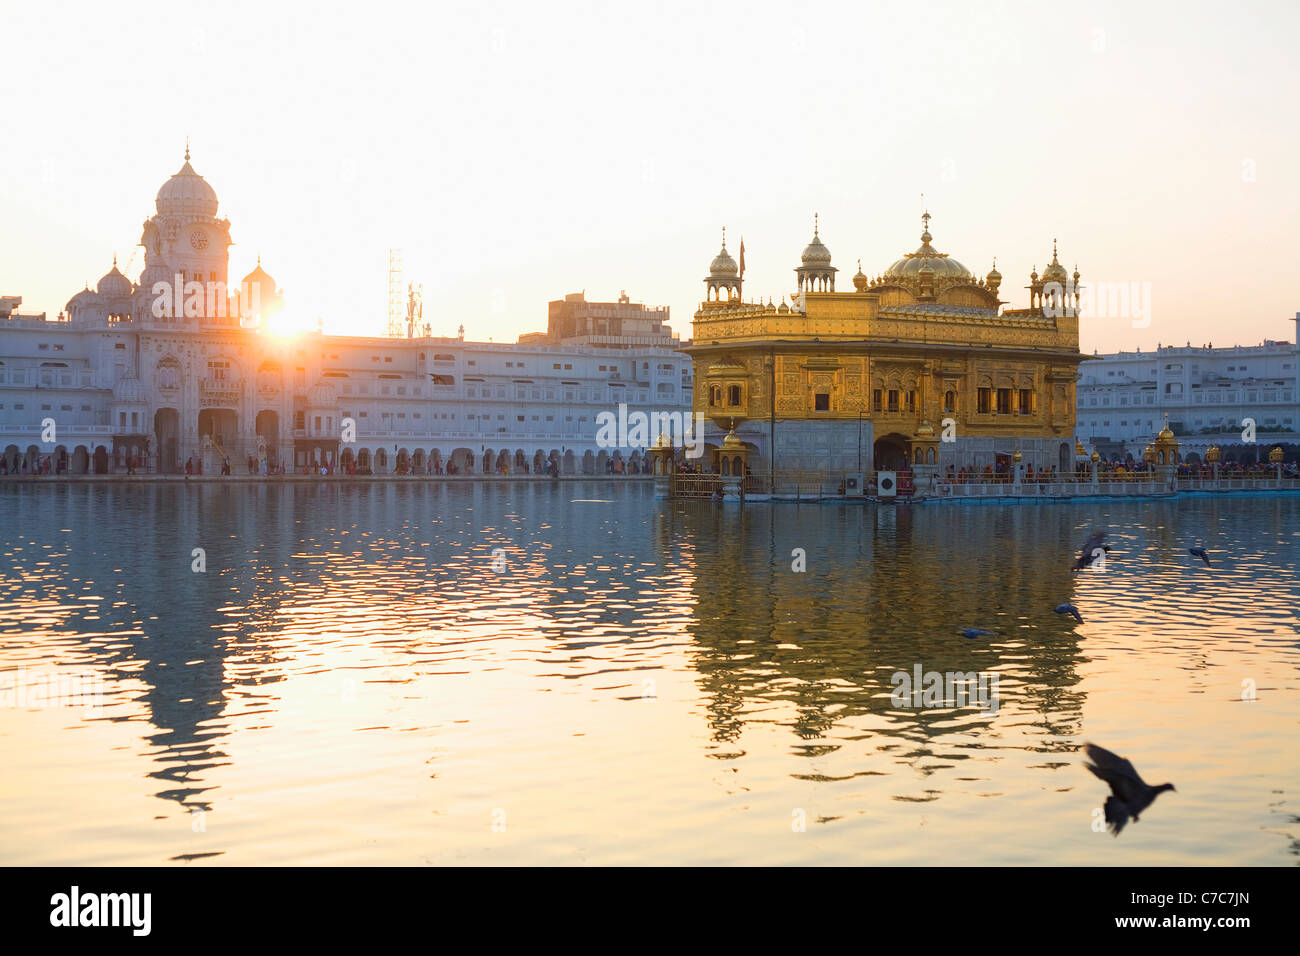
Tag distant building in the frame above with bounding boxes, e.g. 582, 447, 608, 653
1075, 321, 1300, 461
0, 151, 691, 476
518, 291, 678, 349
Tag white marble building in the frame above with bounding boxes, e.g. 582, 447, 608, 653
1075, 320, 1300, 460
0, 152, 692, 475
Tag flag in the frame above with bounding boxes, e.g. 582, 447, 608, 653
739, 237, 745, 278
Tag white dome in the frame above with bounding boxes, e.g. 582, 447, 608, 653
113, 375, 147, 404
66, 286, 101, 311
96, 261, 133, 298
308, 381, 338, 407
156, 154, 218, 217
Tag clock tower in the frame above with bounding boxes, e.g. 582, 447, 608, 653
138, 145, 234, 326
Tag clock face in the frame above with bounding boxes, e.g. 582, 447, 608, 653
190, 230, 209, 251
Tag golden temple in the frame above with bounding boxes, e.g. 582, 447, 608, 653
686, 213, 1089, 478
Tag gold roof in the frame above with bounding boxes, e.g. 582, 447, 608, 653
884, 212, 970, 279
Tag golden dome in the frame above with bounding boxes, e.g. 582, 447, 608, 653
1143, 445, 1155, 462
1075, 439, 1086, 456
1042, 239, 1068, 283
1012, 449, 1022, 463
1090, 450, 1100, 462
915, 420, 935, 437
1157, 425, 1175, 441
709, 244, 738, 277
884, 212, 970, 279
852, 258, 868, 292
1269, 445, 1284, 463
801, 233, 832, 266
1206, 445, 1221, 463
722, 428, 744, 450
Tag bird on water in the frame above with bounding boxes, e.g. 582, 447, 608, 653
1055, 603, 1084, 623
1083, 742, 1175, 836
1072, 531, 1109, 571
1189, 546, 1211, 566
959, 628, 993, 639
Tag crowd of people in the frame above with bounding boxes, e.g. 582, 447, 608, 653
0, 454, 63, 476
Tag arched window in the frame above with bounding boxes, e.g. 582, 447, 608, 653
944, 390, 956, 413
709, 385, 721, 406
727, 385, 741, 406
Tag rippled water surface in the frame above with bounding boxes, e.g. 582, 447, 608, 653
1, 481, 1297, 865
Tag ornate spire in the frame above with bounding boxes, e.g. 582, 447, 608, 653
184, 136, 190, 162
814, 212, 819, 238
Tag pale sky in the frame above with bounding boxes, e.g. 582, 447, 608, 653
2, 0, 1297, 354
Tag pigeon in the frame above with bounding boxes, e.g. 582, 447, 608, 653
959, 628, 993, 639
1083, 742, 1175, 836
1189, 547, 1211, 566
1055, 603, 1084, 623
1072, 531, 1109, 571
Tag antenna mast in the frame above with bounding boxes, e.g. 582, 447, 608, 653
386, 249, 404, 337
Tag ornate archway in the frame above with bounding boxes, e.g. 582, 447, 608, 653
873, 433, 910, 471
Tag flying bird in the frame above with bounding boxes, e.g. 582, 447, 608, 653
959, 628, 993, 639
1188, 547, 1211, 566
1055, 603, 1084, 623
1072, 531, 1109, 571
1083, 742, 1175, 836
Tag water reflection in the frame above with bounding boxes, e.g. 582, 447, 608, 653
1, 481, 1297, 864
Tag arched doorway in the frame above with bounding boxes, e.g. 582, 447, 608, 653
255, 410, 279, 468
1058, 441, 1072, 473
92, 445, 109, 474
873, 434, 909, 471
155, 408, 180, 473
449, 448, 473, 474
197, 408, 238, 454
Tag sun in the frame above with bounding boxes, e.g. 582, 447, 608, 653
256, 307, 311, 339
